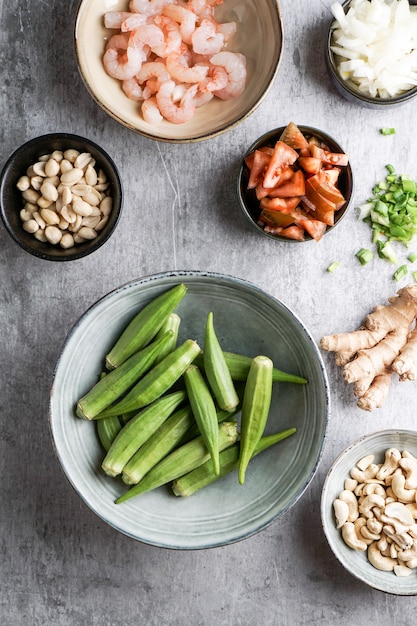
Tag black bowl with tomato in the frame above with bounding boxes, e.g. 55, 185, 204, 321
237, 123, 353, 242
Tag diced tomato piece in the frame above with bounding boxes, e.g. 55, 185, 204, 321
309, 144, 326, 160
259, 196, 302, 212
247, 150, 271, 190
303, 181, 337, 225
320, 168, 341, 185
322, 151, 349, 167
245, 146, 273, 169
259, 209, 294, 228
300, 218, 328, 241
308, 172, 346, 208
279, 122, 309, 150
298, 156, 322, 175
263, 141, 298, 189
279, 225, 305, 241
269, 170, 305, 198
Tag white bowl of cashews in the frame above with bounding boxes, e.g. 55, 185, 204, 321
321, 430, 417, 595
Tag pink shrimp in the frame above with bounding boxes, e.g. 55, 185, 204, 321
130, 24, 165, 53
209, 51, 247, 99
104, 12, 136, 30
129, 0, 171, 17
120, 13, 148, 32
103, 33, 145, 80
199, 62, 228, 92
156, 80, 197, 123
193, 89, 214, 107
141, 97, 163, 123
152, 15, 182, 57
191, 17, 224, 56
122, 77, 144, 100
187, 0, 222, 19
162, 4, 197, 44
137, 61, 170, 97
166, 49, 208, 83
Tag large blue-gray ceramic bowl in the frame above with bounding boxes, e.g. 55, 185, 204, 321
49, 271, 329, 549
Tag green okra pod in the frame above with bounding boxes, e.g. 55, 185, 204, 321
154, 313, 181, 364
184, 364, 221, 476
203, 312, 239, 412
101, 390, 187, 478
172, 427, 297, 497
95, 339, 201, 419
105, 283, 187, 370
76, 331, 174, 420
115, 420, 239, 504
97, 415, 123, 452
238, 355, 273, 485
194, 351, 307, 384
122, 404, 194, 485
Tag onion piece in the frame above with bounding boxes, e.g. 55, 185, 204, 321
330, 0, 417, 98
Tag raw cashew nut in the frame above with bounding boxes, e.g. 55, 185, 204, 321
397, 540, 417, 562
376, 448, 401, 481
367, 541, 397, 571
358, 494, 386, 519
333, 499, 349, 529
391, 473, 417, 503
399, 457, 417, 490
339, 490, 359, 522
350, 464, 379, 483
341, 522, 367, 551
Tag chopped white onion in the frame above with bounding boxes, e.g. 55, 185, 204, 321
330, 0, 417, 98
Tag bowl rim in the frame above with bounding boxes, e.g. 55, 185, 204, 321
0, 132, 123, 261
49, 269, 330, 548
73, 0, 285, 143
326, 0, 417, 106
237, 124, 353, 243
321, 428, 417, 595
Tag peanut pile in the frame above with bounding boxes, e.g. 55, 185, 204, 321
333, 448, 417, 577
16, 148, 113, 249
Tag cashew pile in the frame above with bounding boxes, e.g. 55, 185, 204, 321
333, 448, 417, 577
16, 149, 113, 249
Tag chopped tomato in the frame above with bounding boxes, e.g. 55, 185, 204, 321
269, 170, 305, 198
298, 156, 322, 175
259, 209, 294, 228
308, 172, 346, 208
263, 141, 298, 189
259, 196, 301, 212
279, 122, 309, 150
322, 151, 349, 167
301, 218, 327, 241
279, 225, 305, 241
247, 150, 271, 190
320, 168, 341, 185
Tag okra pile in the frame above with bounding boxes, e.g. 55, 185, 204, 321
75, 284, 306, 503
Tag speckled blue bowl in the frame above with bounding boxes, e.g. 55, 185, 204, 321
50, 271, 329, 549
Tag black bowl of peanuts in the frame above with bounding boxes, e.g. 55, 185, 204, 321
0, 133, 123, 261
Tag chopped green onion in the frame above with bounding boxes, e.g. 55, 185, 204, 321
393, 264, 408, 282
386, 164, 395, 174
408, 252, 417, 263
380, 127, 396, 135
327, 261, 340, 273
356, 248, 374, 265
413, 271, 417, 282
376, 240, 398, 264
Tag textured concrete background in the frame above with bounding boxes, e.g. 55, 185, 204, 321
1, 0, 417, 624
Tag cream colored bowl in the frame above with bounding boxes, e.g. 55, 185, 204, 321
74, 0, 283, 142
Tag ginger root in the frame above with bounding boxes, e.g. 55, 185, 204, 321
320, 284, 417, 411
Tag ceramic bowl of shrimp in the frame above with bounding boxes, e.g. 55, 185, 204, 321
0, 133, 123, 261
237, 123, 353, 243
74, 0, 283, 142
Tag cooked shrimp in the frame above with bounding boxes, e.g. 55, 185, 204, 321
122, 77, 144, 100
130, 24, 165, 52
199, 62, 228, 92
156, 80, 197, 123
194, 89, 214, 107
137, 60, 170, 84
209, 51, 247, 99
103, 34, 145, 80
120, 13, 148, 32
104, 12, 135, 30
217, 21, 237, 43
129, 0, 171, 17
152, 15, 182, 57
187, 0, 222, 19
166, 50, 208, 83
162, 4, 197, 44
141, 97, 163, 123
191, 17, 224, 55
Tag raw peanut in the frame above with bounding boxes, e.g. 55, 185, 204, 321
44, 175, 60, 187
74, 152, 92, 170
60, 159, 73, 173
81, 215, 100, 229
44, 158, 60, 177
78, 226, 97, 240
71, 184, 92, 197
73, 233, 86, 244
95, 216, 108, 231
22, 188, 40, 203
97, 169, 107, 184
61, 205, 77, 224
33, 212, 46, 229
38, 153, 50, 162
20, 208, 33, 222
34, 229, 47, 242
40, 208, 60, 225
50, 150, 64, 162
72, 197, 93, 217
45, 225, 62, 244
40, 181, 59, 202
100, 196, 113, 216
30, 176, 44, 191
69, 214, 83, 232
58, 217, 69, 230
61, 168, 84, 186
85, 163, 98, 186
32, 161, 46, 176
61, 185, 72, 206
37, 196, 54, 209
64, 148, 80, 163
23, 219, 39, 233
60, 233, 75, 249
16, 176, 30, 191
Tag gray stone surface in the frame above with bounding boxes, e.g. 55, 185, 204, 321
1, 0, 417, 624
